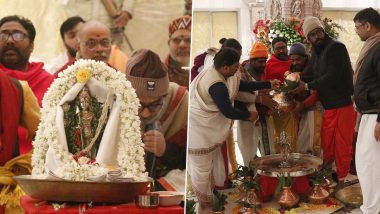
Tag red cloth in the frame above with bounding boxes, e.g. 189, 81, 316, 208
190, 51, 207, 82
0, 62, 54, 154
54, 58, 75, 78
263, 55, 291, 82
213, 141, 230, 190
321, 105, 356, 180
0, 62, 53, 107
260, 176, 310, 202
0, 71, 21, 166
20, 196, 183, 214
303, 90, 318, 108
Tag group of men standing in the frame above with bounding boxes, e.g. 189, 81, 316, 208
187, 7, 380, 214
236, 8, 380, 214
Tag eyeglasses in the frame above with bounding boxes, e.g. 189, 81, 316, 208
0, 31, 28, 41
83, 39, 111, 49
170, 37, 191, 45
307, 28, 324, 39
139, 99, 163, 114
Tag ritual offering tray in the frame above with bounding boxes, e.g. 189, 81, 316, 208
335, 183, 363, 208
14, 175, 152, 203
251, 153, 323, 177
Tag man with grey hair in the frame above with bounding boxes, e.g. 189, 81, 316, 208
54, 20, 113, 78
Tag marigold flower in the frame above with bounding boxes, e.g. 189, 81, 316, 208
76, 68, 91, 83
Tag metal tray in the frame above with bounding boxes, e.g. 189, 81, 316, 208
14, 175, 152, 203
251, 153, 323, 177
335, 184, 363, 208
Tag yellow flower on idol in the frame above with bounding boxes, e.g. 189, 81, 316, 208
76, 68, 91, 83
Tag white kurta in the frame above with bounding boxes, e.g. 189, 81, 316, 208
356, 114, 380, 214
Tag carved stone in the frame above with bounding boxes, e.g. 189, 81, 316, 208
264, 0, 322, 19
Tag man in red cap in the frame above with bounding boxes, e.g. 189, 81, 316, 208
165, 16, 191, 88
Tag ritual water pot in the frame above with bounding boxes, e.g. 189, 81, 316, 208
247, 189, 262, 208
321, 177, 334, 192
308, 183, 329, 204
277, 186, 299, 208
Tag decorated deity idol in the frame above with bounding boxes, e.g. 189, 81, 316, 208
32, 59, 147, 182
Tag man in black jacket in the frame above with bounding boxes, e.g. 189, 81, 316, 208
353, 8, 380, 214
291, 16, 356, 184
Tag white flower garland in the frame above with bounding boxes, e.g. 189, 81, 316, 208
32, 59, 148, 181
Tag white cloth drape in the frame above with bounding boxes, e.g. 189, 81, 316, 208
46, 78, 121, 175
356, 114, 380, 214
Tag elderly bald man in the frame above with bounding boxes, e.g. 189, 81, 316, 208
54, 20, 126, 77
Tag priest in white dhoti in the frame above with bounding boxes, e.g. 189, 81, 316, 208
188, 48, 278, 213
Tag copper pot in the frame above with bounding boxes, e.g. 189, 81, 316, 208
277, 186, 299, 208
247, 189, 262, 208
308, 183, 329, 204
321, 177, 333, 192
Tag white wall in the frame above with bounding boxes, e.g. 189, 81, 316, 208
322, 0, 380, 10
193, 0, 253, 61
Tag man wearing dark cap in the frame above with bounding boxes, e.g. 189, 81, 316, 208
125, 49, 188, 192
165, 16, 191, 88
288, 42, 322, 155
291, 16, 356, 184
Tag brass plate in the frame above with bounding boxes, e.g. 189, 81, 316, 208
14, 175, 152, 203
251, 153, 323, 177
335, 185, 363, 208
